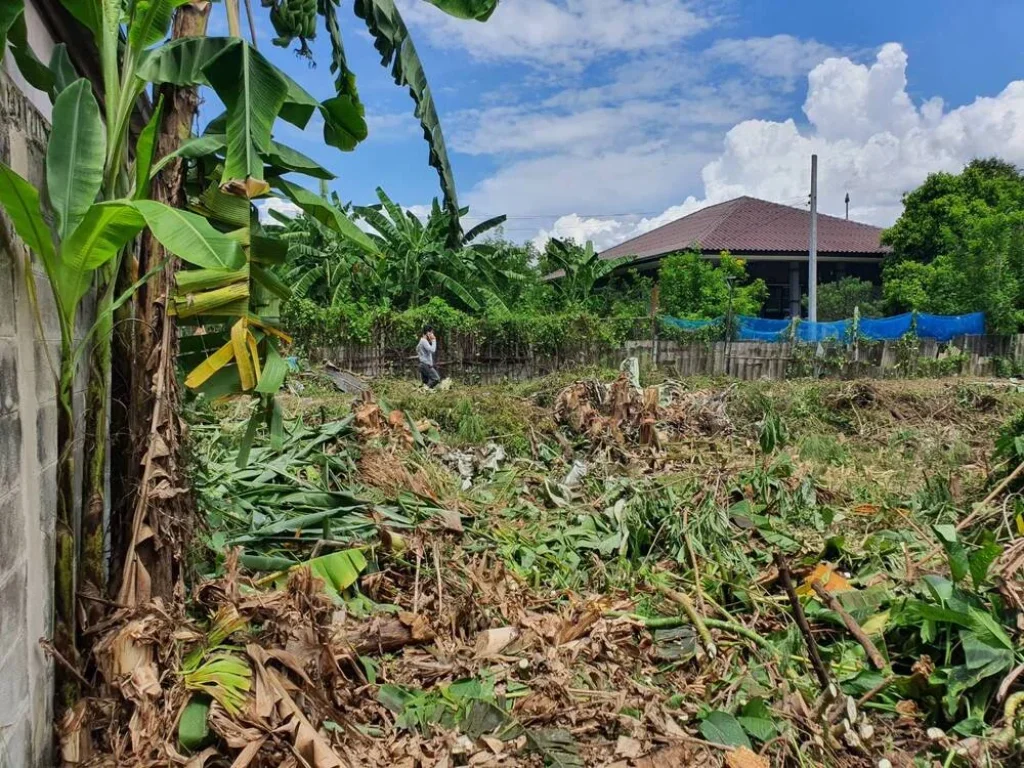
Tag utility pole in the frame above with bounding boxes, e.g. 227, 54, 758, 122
808, 154, 818, 322
845, 192, 850, 220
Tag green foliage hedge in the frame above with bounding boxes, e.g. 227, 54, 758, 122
283, 296, 645, 353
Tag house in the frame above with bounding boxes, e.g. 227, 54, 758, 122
599, 196, 889, 318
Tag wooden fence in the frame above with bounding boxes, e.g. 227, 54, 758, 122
313, 333, 1024, 382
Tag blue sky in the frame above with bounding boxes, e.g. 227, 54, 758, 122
214, 0, 1024, 249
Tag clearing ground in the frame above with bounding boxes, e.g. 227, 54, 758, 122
77, 371, 1024, 767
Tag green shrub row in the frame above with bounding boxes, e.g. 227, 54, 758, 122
283, 296, 648, 354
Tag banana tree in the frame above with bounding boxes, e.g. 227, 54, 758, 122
0, 72, 244, 704
354, 187, 511, 311
545, 239, 629, 306
256, 0, 498, 229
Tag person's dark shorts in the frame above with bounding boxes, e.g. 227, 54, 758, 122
419, 363, 440, 388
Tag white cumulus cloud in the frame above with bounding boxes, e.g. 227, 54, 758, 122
547, 43, 1024, 249
399, 0, 714, 67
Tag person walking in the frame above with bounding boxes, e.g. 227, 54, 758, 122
417, 325, 441, 389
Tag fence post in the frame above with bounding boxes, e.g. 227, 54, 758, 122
650, 285, 660, 371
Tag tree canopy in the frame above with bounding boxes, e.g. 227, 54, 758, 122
881, 158, 1024, 331
657, 250, 767, 319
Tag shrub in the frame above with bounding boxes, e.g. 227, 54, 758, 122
658, 250, 767, 319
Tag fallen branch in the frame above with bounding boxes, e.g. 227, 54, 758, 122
857, 674, 896, 707
811, 582, 887, 671
774, 552, 830, 691
658, 585, 717, 660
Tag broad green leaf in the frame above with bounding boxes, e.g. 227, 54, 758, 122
132, 200, 245, 270
58, 201, 146, 308
7, 11, 54, 93
150, 134, 227, 178
933, 524, 969, 583
47, 79, 105, 241
203, 42, 287, 198
968, 534, 1001, 590
266, 140, 335, 180
738, 699, 780, 742
464, 214, 506, 243
354, 0, 460, 217
276, 69, 320, 130
0, 162, 57, 270
0, 3, 22, 54
178, 695, 211, 753
273, 178, 378, 254
128, 0, 186, 56
320, 95, 368, 152
303, 548, 368, 599
251, 234, 288, 265
319, 0, 367, 145
134, 95, 164, 200
699, 711, 751, 749
57, 0, 102, 37
238, 554, 296, 572
967, 608, 1014, 651
423, 0, 498, 21
961, 629, 1013, 673
251, 264, 291, 301
137, 35, 237, 86
48, 44, 78, 95
236, 402, 261, 467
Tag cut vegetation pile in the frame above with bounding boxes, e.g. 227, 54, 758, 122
66, 374, 1024, 767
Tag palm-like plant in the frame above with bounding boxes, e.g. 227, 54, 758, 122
273, 208, 384, 308
545, 238, 628, 306
353, 188, 514, 311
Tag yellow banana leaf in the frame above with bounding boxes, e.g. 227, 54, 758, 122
231, 318, 256, 391
184, 340, 235, 389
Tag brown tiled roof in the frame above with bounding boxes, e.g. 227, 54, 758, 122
600, 196, 887, 261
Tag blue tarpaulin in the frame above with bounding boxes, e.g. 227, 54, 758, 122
859, 313, 914, 341
797, 320, 851, 343
916, 312, 985, 342
737, 316, 790, 332
659, 312, 985, 344
661, 316, 720, 332
738, 327, 788, 341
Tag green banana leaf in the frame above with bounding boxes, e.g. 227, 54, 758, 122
134, 95, 164, 200
354, 0, 459, 217
273, 177, 378, 254
424, 0, 499, 21
203, 41, 287, 198
48, 44, 79, 97
0, 163, 57, 272
58, 201, 147, 312
47, 79, 105, 241
132, 200, 246, 270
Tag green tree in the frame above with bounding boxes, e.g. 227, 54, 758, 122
880, 159, 1024, 332
882, 158, 1024, 265
658, 250, 767, 319
882, 211, 1024, 332
815, 277, 883, 321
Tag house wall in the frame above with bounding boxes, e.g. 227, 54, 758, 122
1, 6, 93, 763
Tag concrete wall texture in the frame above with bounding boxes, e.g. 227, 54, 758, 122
1, 7, 93, 763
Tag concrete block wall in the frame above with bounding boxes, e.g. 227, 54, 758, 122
1, 34, 93, 766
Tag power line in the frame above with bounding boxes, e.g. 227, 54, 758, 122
465, 196, 811, 222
